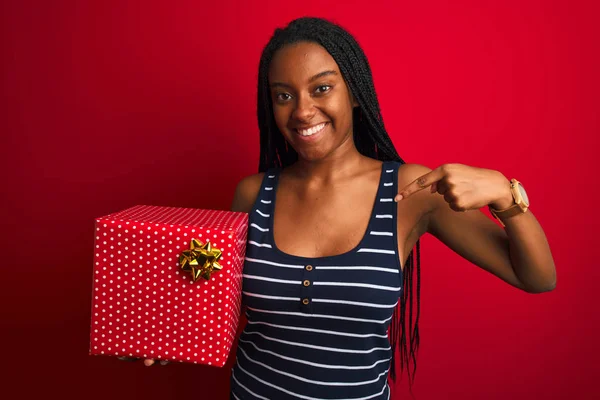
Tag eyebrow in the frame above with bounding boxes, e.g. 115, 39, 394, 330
270, 70, 338, 89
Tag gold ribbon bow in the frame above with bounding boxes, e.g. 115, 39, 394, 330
179, 239, 223, 282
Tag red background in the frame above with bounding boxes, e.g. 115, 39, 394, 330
2, 0, 599, 399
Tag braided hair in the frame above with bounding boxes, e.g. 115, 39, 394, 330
256, 17, 421, 390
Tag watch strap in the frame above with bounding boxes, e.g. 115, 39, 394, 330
489, 202, 527, 227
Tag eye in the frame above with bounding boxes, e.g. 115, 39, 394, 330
275, 93, 292, 102
315, 85, 332, 94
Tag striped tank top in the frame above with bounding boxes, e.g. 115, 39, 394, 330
230, 161, 403, 400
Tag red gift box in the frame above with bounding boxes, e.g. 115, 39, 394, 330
89, 205, 248, 367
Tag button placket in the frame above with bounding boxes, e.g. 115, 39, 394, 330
300, 264, 314, 313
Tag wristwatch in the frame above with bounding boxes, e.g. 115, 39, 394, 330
489, 179, 530, 227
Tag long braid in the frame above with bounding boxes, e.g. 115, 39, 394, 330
256, 17, 422, 392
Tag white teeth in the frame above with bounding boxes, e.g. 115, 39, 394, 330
298, 123, 326, 136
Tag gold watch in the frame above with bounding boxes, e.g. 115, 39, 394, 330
489, 179, 530, 227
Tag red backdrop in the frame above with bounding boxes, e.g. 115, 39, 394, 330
2, 0, 599, 399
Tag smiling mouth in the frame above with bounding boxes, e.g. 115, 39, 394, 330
295, 122, 328, 137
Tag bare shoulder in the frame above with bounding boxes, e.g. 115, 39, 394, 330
230, 172, 265, 213
397, 162, 437, 214
397, 162, 433, 182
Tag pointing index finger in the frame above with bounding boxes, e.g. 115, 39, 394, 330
395, 167, 443, 201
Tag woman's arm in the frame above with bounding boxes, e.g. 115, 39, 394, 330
230, 173, 265, 316
398, 163, 556, 294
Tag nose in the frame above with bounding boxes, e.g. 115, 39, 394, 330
291, 93, 316, 122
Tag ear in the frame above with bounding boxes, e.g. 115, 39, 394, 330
350, 91, 359, 108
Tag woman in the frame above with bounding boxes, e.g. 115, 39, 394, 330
148, 17, 557, 399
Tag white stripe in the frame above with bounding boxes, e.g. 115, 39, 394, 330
232, 393, 241, 400
239, 338, 391, 369
385, 169, 393, 173
247, 307, 393, 324
315, 266, 399, 273
244, 331, 391, 354
249, 240, 272, 248
379, 198, 394, 202
242, 291, 398, 308
245, 320, 388, 338
244, 275, 400, 291
244, 292, 299, 301
383, 182, 393, 187
357, 248, 396, 255
313, 281, 401, 291
236, 362, 389, 400
386, 383, 390, 400
313, 298, 398, 309
265, 187, 273, 191
250, 223, 269, 232
238, 346, 390, 386
375, 214, 392, 219
369, 231, 393, 236
260, 200, 272, 204
231, 370, 269, 400
268, 175, 275, 178
255, 209, 270, 217
242, 274, 300, 285
244, 257, 305, 269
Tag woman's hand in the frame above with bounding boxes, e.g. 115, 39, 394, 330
117, 356, 169, 366
395, 163, 513, 211
143, 358, 169, 366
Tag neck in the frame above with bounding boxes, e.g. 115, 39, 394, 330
290, 139, 370, 183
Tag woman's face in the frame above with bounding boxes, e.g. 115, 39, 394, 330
268, 41, 358, 162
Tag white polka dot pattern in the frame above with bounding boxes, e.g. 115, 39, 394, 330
88, 205, 248, 367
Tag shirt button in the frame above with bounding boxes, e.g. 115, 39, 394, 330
302, 298, 310, 305
305, 265, 313, 271
303, 280, 310, 287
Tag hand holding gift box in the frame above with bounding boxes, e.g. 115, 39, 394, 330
89, 205, 248, 367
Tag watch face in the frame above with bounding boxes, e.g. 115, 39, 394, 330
517, 183, 529, 206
